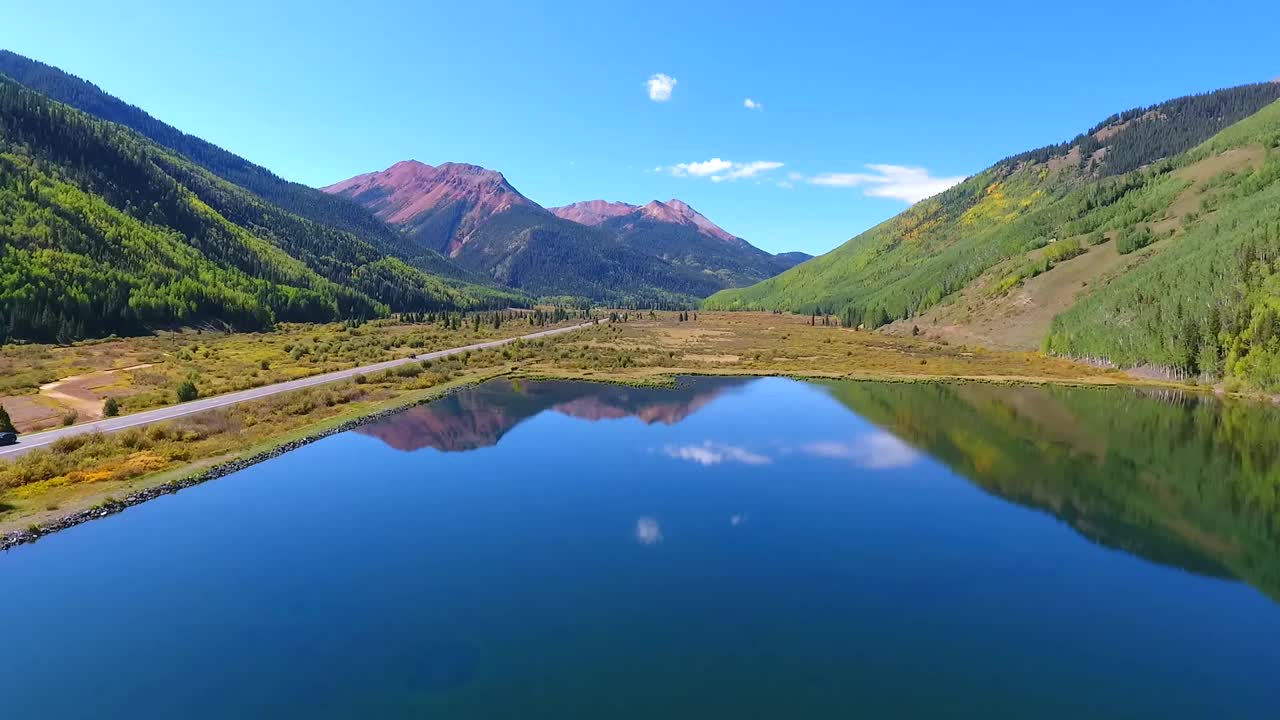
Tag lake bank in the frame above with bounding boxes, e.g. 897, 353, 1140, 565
1, 312, 1269, 544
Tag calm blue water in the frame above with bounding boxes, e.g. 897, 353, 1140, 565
2, 377, 1278, 718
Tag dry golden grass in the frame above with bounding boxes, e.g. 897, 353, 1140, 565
515, 311, 1132, 386
0, 315, 577, 432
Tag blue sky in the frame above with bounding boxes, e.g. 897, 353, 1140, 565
6, 0, 1279, 255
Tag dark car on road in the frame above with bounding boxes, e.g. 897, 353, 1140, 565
0, 432, 17, 446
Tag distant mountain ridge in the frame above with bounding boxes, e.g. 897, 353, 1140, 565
549, 199, 638, 226
552, 198, 743, 245
326, 161, 809, 301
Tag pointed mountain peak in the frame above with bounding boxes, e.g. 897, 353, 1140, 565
323, 159, 534, 227
549, 199, 639, 225
640, 198, 739, 243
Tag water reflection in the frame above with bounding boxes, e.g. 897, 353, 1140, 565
364, 376, 1280, 601
358, 377, 753, 452
635, 516, 663, 545
822, 381, 1280, 601
802, 431, 920, 469
5, 376, 1279, 717
661, 441, 771, 466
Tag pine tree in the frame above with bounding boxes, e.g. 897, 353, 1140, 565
0, 404, 15, 433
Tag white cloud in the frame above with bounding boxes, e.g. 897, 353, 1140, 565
646, 73, 677, 102
636, 516, 663, 545
803, 431, 919, 469
665, 158, 784, 183
806, 164, 966, 203
744, 97, 763, 111
662, 441, 771, 466
671, 158, 734, 177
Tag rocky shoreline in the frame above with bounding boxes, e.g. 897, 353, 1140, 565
0, 382, 492, 552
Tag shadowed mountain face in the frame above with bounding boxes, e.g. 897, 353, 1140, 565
552, 198, 811, 284
357, 377, 753, 453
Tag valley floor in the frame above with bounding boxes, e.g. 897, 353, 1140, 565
0, 311, 1227, 541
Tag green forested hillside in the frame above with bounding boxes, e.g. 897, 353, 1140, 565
0, 50, 485, 284
454, 206, 721, 304
706, 82, 1280, 388
0, 77, 520, 343
1044, 102, 1280, 388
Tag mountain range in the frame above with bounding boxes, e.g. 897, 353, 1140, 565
707, 81, 1280, 390
5, 47, 1280, 392
0, 50, 802, 342
323, 161, 808, 299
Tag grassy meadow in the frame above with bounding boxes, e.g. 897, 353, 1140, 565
0, 313, 580, 432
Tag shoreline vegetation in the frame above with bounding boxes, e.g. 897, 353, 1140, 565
0, 310, 1270, 547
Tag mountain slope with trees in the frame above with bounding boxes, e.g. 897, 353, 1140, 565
0, 49, 485, 286
706, 82, 1280, 389
0, 76, 521, 343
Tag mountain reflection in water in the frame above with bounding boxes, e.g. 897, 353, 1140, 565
362, 377, 1280, 601
357, 377, 753, 452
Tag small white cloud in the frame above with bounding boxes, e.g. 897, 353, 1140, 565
744, 97, 763, 111
636, 516, 663, 545
671, 158, 734, 177
806, 164, 965, 204
803, 431, 919, 469
729, 513, 749, 527
662, 441, 771, 466
665, 158, 784, 183
647, 73, 677, 102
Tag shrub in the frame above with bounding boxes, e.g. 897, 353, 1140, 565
61, 410, 78, 427
176, 381, 199, 403
1117, 226, 1155, 255
103, 397, 120, 417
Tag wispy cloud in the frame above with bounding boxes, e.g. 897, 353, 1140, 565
806, 164, 965, 203
662, 441, 772, 466
743, 97, 763, 111
802, 431, 920, 469
663, 158, 784, 183
646, 73, 677, 102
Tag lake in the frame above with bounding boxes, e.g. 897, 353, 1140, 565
2, 377, 1278, 718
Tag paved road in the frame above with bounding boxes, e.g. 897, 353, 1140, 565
0, 321, 596, 460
